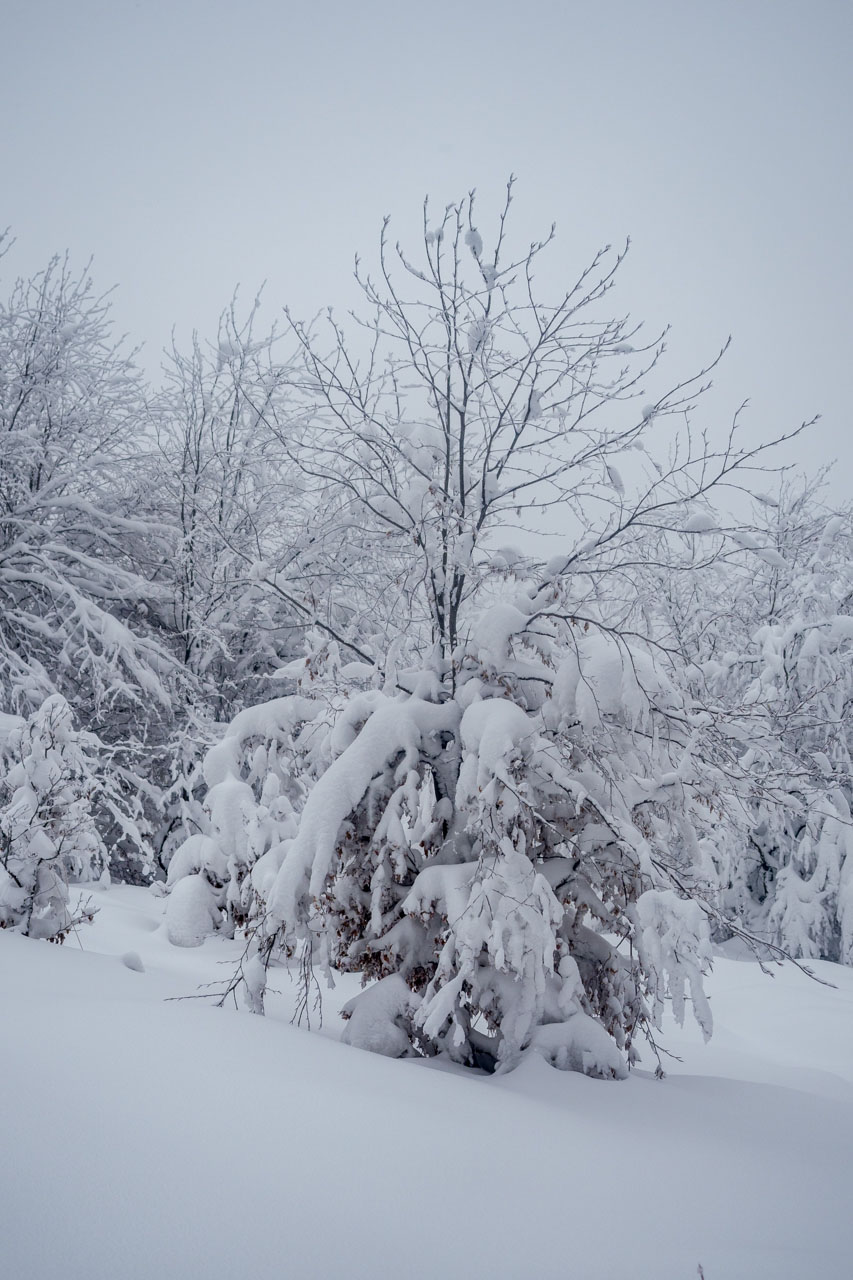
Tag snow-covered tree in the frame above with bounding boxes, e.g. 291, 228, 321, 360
0, 695, 103, 939
150, 296, 301, 717
0, 240, 173, 712
646, 479, 853, 962
0, 239, 180, 875
184, 182, 807, 1075
726, 499, 853, 960
144, 295, 333, 879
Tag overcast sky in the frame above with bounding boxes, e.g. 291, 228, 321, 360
2, 0, 851, 490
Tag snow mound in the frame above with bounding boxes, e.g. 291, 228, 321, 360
341, 974, 419, 1057
527, 1013, 628, 1078
164, 874, 221, 946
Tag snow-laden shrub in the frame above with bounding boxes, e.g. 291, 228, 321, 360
0, 696, 104, 939
164, 872, 223, 947
163, 681, 331, 944
196, 599, 727, 1077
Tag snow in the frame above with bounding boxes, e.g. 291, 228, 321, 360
2, 884, 853, 1279
401, 859, 478, 925
163, 872, 221, 945
729, 529, 760, 550
606, 462, 625, 495
341, 972, 418, 1057
684, 510, 718, 533
470, 601, 529, 664
528, 1010, 629, 1077
755, 546, 788, 568
636, 888, 714, 1038
464, 227, 483, 257
467, 315, 489, 353
203, 695, 318, 787
553, 631, 674, 733
459, 696, 532, 785
0, 710, 23, 745
267, 695, 454, 927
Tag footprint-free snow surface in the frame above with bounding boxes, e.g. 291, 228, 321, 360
2, 883, 852, 1280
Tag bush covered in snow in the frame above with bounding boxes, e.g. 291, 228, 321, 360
0, 696, 103, 939
210, 605, 727, 1075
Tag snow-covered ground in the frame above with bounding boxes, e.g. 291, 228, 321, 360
3, 884, 853, 1280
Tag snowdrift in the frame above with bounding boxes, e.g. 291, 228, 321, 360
2, 884, 853, 1280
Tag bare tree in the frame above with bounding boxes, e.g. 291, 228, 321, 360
266, 177, 806, 674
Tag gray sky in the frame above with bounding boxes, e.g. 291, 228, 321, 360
2, 0, 851, 488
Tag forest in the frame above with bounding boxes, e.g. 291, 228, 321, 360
2, 184, 851, 1079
